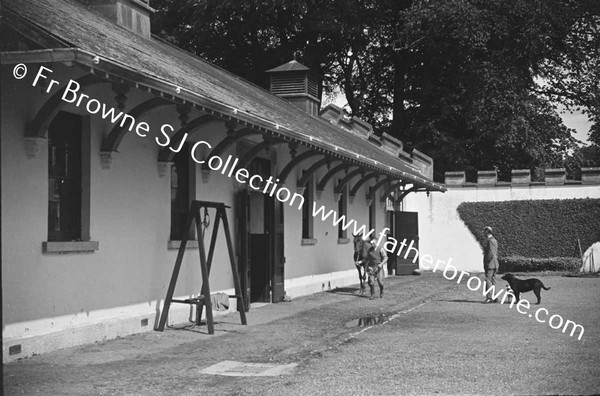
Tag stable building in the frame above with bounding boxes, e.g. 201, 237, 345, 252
0, 0, 445, 360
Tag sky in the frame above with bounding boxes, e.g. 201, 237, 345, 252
559, 107, 592, 145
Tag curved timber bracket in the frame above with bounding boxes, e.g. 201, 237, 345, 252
102, 97, 172, 151
277, 149, 322, 184
236, 137, 285, 171
349, 171, 380, 204
201, 127, 260, 170
315, 162, 349, 199
379, 180, 407, 202
365, 176, 394, 206
157, 114, 218, 163
296, 157, 329, 194
394, 185, 420, 205
199, 127, 261, 183
26, 74, 106, 158
334, 167, 364, 195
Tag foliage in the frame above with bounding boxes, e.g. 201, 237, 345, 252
499, 256, 581, 273
563, 144, 600, 180
151, 0, 600, 181
151, 0, 378, 95
394, 0, 598, 180
456, 198, 600, 258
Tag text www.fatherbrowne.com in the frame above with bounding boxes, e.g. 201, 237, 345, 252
420, 256, 585, 341
14, 63, 584, 341
313, 200, 585, 341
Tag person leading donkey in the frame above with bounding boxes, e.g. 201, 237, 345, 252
353, 234, 367, 294
356, 236, 388, 299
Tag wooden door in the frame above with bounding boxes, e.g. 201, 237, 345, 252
270, 197, 285, 302
237, 189, 251, 311
395, 211, 419, 275
248, 192, 270, 303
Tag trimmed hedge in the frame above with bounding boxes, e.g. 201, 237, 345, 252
457, 198, 600, 258
499, 256, 581, 273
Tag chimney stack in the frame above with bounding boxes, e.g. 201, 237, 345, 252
86, 0, 154, 38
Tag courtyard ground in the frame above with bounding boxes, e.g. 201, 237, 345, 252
4, 271, 600, 395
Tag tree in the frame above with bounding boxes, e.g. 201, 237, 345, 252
151, 0, 377, 95
151, 0, 600, 181
391, 0, 599, 179
564, 144, 600, 179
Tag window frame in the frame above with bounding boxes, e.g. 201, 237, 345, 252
301, 172, 316, 245
43, 112, 95, 253
337, 184, 348, 241
169, 143, 196, 243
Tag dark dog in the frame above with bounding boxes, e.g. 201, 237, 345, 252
501, 273, 550, 305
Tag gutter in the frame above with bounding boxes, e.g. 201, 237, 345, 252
1, 48, 446, 192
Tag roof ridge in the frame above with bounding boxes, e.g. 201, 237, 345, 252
5, 0, 443, 190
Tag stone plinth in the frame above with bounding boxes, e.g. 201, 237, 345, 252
477, 170, 497, 185
511, 169, 531, 184
582, 167, 600, 184
544, 168, 566, 185
445, 171, 465, 186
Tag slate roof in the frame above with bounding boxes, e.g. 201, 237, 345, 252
265, 60, 310, 73
3, 0, 445, 192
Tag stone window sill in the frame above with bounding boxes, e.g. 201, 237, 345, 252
168, 240, 199, 250
301, 238, 318, 246
42, 241, 99, 253
337, 238, 350, 244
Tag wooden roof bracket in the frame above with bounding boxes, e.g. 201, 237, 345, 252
295, 157, 329, 194
394, 185, 420, 204
25, 73, 105, 158
316, 162, 352, 199
236, 137, 286, 171
334, 167, 364, 195
101, 97, 172, 154
157, 114, 219, 163
277, 149, 323, 184
379, 180, 407, 202
365, 176, 395, 206
201, 127, 261, 167
349, 171, 380, 204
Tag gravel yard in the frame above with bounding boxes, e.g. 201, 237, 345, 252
4, 272, 600, 395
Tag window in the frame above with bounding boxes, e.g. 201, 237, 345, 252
249, 157, 271, 183
44, 111, 95, 253
170, 144, 195, 240
369, 199, 376, 232
338, 185, 348, 239
48, 112, 83, 241
301, 173, 315, 242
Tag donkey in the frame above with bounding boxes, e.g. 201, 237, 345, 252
353, 234, 367, 294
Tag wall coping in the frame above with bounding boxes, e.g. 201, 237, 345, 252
444, 168, 600, 187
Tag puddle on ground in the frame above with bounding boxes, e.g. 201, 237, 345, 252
345, 314, 389, 328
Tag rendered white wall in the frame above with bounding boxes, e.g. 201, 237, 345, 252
1, 63, 399, 360
404, 185, 600, 273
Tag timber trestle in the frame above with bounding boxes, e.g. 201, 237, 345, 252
156, 200, 247, 334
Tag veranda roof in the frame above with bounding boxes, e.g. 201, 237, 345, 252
2, 0, 446, 192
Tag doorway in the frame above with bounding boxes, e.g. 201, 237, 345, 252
249, 191, 270, 302
237, 159, 285, 307
394, 211, 420, 275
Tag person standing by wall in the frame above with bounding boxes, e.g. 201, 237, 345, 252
483, 226, 499, 303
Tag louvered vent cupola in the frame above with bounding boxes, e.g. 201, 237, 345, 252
266, 60, 322, 117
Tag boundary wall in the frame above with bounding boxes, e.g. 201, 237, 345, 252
403, 168, 600, 272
